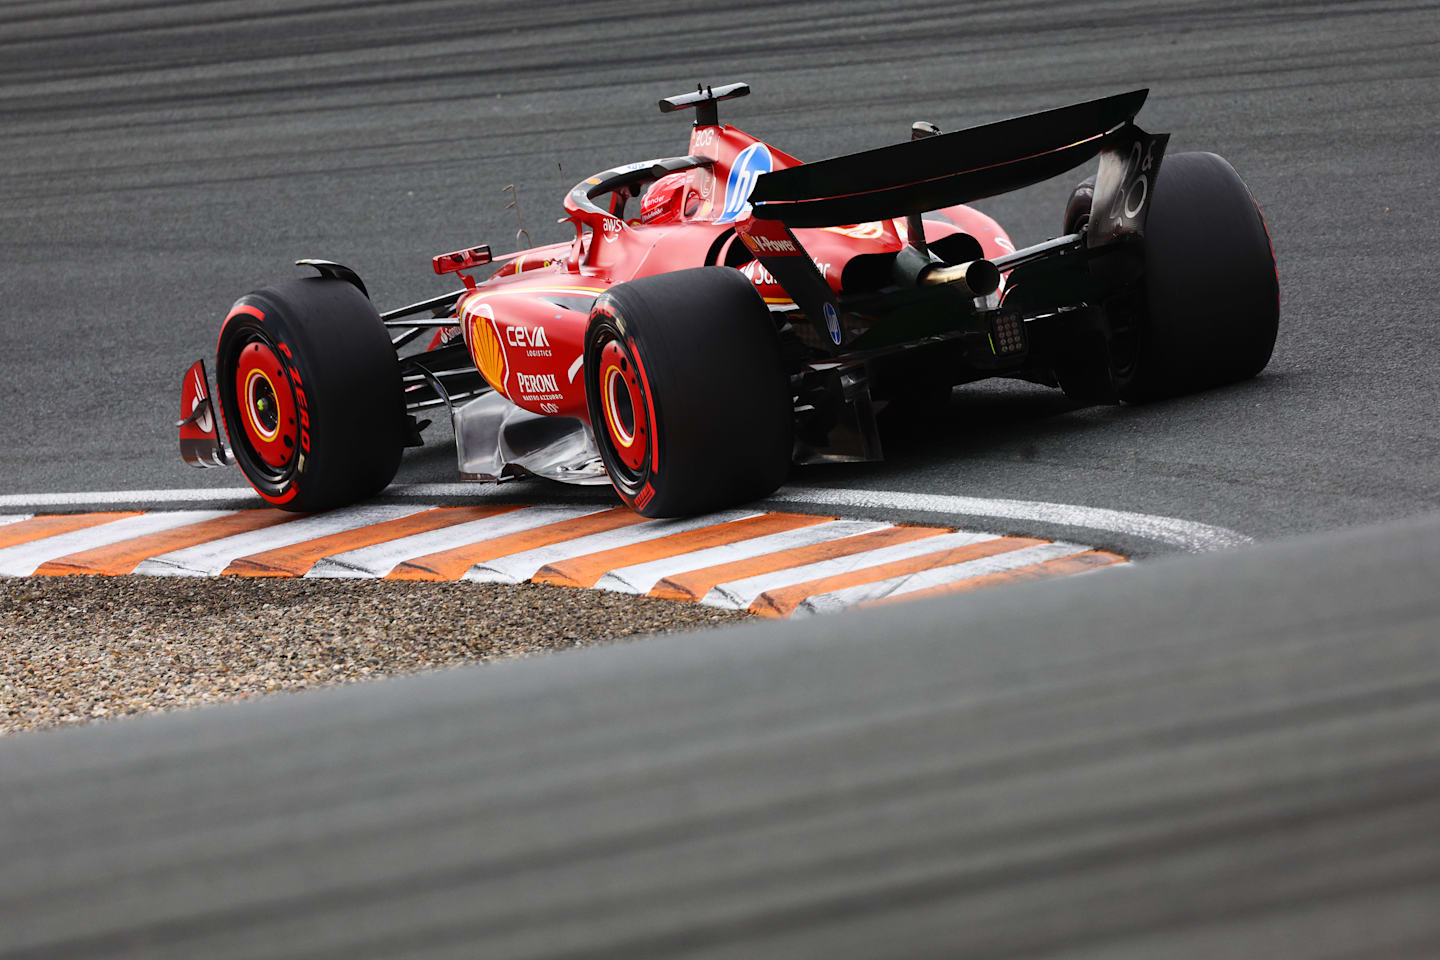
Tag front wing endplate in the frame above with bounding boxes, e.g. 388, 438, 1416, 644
178, 359, 230, 468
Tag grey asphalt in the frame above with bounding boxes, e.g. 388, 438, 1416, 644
3, 0, 1438, 546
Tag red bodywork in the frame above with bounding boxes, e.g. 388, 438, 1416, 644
447, 121, 1015, 425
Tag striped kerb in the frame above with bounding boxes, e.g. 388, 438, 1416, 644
0, 506, 1127, 618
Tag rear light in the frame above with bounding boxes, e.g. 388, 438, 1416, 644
989, 310, 1026, 356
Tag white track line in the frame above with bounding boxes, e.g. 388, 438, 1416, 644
702, 529, 1000, 610
0, 511, 233, 577
793, 542, 1090, 617
133, 504, 430, 577
465, 510, 762, 584
593, 520, 894, 595
306, 505, 609, 579
385, 483, 535, 498
0, 483, 523, 509
0, 488, 255, 508
0, 514, 34, 527
771, 486, 1250, 552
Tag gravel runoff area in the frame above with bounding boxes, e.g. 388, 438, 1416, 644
0, 576, 752, 735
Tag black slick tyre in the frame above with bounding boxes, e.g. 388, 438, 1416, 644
1063, 174, 1096, 235
584, 266, 792, 518
1045, 174, 1117, 404
216, 277, 405, 512
1118, 151, 1279, 402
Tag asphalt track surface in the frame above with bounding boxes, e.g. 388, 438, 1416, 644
3, 0, 1439, 543
4, 1, 1440, 956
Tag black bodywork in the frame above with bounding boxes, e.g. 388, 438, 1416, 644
723, 88, 1169, 461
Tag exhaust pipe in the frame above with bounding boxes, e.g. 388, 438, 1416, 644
918, 258, 1001, 297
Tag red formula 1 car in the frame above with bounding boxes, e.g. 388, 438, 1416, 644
179, 83, 1278, 517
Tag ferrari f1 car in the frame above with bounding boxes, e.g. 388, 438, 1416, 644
179, 84, 1279, 517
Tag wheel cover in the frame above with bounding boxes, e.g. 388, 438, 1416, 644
233, 338, 298, 471
597, 338, 648, 473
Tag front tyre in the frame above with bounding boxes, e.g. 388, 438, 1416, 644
1118, 151, 1280, 402
584, 267, 792, 518
216, 277, 405, 512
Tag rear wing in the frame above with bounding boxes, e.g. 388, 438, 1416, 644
748, 89, 1159, 236
736, 89, 1169, 355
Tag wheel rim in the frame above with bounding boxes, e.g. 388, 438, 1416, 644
233, 336, 298, 472
596, 337, 648, 474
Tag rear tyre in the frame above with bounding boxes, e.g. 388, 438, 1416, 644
1062, 174, 1096, 235
1117, 151, 1279, 402
216, 277, 405, 512
584, 266, 792, 518
1033, 174, 1116, 404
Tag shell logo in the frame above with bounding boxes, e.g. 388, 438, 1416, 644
465, 302, 508, 395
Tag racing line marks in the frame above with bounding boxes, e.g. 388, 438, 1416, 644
0, 507, 1127, 618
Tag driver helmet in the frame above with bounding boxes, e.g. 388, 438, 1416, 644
640, 172, 688, 225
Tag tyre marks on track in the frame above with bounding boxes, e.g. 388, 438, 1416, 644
0, 507, 1127, 617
